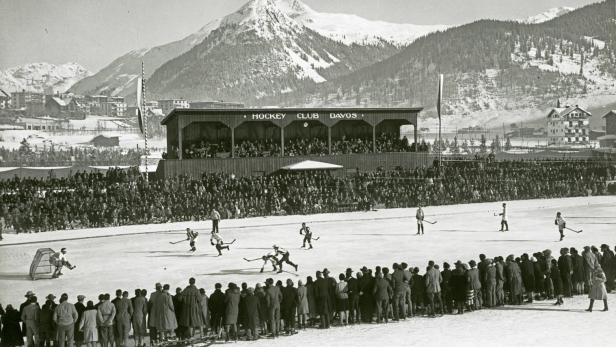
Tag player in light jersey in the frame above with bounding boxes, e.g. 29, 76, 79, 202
260, 251, 279, 273
498, 203, 509, 232
50, 248, 76, 278
416, 205, 425, 235
555, 212, 566, 241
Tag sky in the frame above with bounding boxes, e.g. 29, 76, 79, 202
0, 0, 600, 72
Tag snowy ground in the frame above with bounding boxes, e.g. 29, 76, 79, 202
1, 196, 615, 346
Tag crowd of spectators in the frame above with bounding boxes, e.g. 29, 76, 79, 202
0, 242, 613, 345
0, 147, 143, 167
172, 133, 421, 159
0, 159, 613, 234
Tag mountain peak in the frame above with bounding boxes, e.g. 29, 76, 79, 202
522, 6, 575, 24
0, 62, 91, 94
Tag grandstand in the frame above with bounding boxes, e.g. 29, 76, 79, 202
157, 107, 428, 177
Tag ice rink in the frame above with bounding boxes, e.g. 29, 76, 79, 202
1, 195, 615, 346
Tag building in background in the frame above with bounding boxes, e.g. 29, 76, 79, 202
158, 99, 189, 116
189, 101, 244, 109
16, 116, 69, 130
598, 110, 616, 148
0, 89, 10, 109
11, 90, 45, 114
546, 105, 591, 146
86, 95, 126, 117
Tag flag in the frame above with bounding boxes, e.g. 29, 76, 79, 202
437, 74, 443, 120
136, 77, 144, 134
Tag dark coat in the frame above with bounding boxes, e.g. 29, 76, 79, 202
255, 289, 269, 322
533, 261, 545, 293
373, 278, 392, 301
243, 294, 260, 328
314, 277, 332, 315
571, 254, 585, 283
74, 302, 86, 343
208, 289, 225, 321
0, 308, 23, 347
265, 285, 282, 310
281, 286, 299, 321
441, 269, 452, 294
450, 270, 467, 302
520, 260, 535, 292
179, 285, 203, 328
505, 261, 523, 296
551, 264, 563, 295
224, 288, 240, 325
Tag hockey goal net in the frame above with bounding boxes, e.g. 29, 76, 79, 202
29, 248, 55, 280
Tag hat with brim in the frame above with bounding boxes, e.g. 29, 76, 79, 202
25, 291, 35, 297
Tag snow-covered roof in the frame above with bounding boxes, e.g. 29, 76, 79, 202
281, 160, 342, 170
598, 135, 616, 140
49, 96, 68, 106
548, 105, 591, 118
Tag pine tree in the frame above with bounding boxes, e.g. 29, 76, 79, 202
479, 134, 487, 153
505, 137, 512, 151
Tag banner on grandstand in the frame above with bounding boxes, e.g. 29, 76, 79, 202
136, 77, 144, 134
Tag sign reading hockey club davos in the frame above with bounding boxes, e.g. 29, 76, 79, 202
249, 112, 365, 121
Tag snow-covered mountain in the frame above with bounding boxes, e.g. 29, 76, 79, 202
69, 0, 445, 99
521, 6, 575, 24
0, 62, 90, 94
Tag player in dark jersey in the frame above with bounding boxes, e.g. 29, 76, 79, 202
186, 228, 199, 252
300, 223, 313, 249
273, 245, 298, 273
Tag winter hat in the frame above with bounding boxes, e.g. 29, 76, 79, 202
25, 291, 35, 297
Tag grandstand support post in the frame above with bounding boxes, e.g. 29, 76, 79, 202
141, 61, 149, 182
328, 127, 332, 155
178, 124, 183, 160
281, 126, 285, 156
231, 126, 235, 158
414, 125, 418, 152
372, 125, 376, 153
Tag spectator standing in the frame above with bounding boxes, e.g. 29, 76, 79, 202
39, 297, 56, 347
223, 283, 240, 342
582, 246, 598, 291
1, 305, 23, 347
198, 288, 209, 338
505, 255, 523, 305
114, 292, 132, 347
587, 267, 609, 312
373, 272, 392, 323
207, 283, 225, 337
551, 259, 564, 306
74, 296, 86, 347
425, 261, 443, 316
281, 279, 298, 334
178, 278, 203, 340
147, 284, 162, 344
78, 301, 97, 347
296, 280, 309, 329
570, 248, 585, 295
558, 248, 573, 297
53, 294, 78, 347
467, 260, 482, 309
334, 274, 349, 326
520, 254, 535, 303
96, 294, 115, 347
20, 296, 39, 347
264, 278, 282, 336
131, 290, 147, 347
156, 285, 177, 342
314, 271, 331, 329
450, 261, 467, 314
243, 288, 260, 341
441, 263, 453, 313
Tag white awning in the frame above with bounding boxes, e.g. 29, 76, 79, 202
281, 160, 343, 171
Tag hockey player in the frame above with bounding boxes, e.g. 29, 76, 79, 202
498, 203, 509, 232
300, 223, 313, 249
273, 245, 298, 273
186, 228, 199, 252
50, 248, 76, 278
555, 212, 566, 241
416, 205, 425, 235
260, 251, 279, 273
210, 231, 234, 256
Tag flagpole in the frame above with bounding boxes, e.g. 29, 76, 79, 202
141, 61, 149, 182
